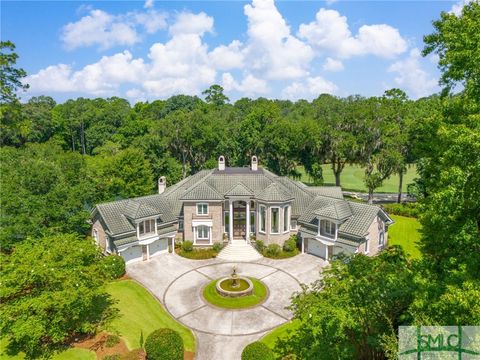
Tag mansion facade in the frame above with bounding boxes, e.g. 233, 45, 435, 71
91, 156, 393, 264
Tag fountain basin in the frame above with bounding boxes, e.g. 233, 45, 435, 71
216, 276, 254, 298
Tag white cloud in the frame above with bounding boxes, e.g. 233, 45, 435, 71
61, 9, 139, 50
388, 48, 439, 98
144, 0, 154, 9
169, 12, 214, 36
298, 8, 407, 59
322, 57, 344, 72
61, 9, 167, 50
451, 0, 472, 15
281, 76, 338, 100
209, 41, 245, 71
221, 72, 270, 96
242, 0, 314, 80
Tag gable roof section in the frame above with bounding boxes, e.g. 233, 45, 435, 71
180, 181, 223, 200
123, 200, 160, 220
256, 183, 294, 202
314, 202, 352, 221
308, 186, 343, 199
339, 202, 381, 238
225, 182, 254, 197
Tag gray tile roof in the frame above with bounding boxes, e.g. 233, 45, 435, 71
225, 183, 254, 197
314, 202, 352, 221
308, 186, 343, 199
94, 165, 386, 243
180, 181, 223, 200
256, 183, 294, 202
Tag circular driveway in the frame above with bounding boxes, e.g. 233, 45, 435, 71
127, 253, 326, 359
163, 262, 301, 336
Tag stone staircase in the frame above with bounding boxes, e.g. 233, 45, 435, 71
217, 240, 263, 262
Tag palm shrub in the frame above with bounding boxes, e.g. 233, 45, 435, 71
181, 240, 193, 252
101, 255, 126, 279
212, 242, 223, 252
241, 342, 275, 360
144, 328, 183, 360
255, 240, 265, 252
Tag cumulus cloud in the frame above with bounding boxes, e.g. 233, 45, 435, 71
242, 0, 314, 80
388, 48, 439, 98
144, 0, 154, 9
169, 12, 213, 36
221, 72, 270, 96
61, 8, 167, 50
451, 0, 472, 15
209, 41, 245, 71
322, 57, 344, 72
281, 76, 338, 100
298, 8, 407, 59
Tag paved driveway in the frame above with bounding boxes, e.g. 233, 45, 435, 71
127, 254, 325, 360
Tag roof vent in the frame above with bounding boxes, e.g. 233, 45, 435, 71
218, 155, 225, 171
158, 176, 166, 194
251, 155, 258, 171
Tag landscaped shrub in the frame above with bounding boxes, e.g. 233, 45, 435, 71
265, 244, 281, 257
144, 328, 183, 360
102, 255, 126, 279
241, 342, 275, 360
212, 242, 223, 252
283, 236, 297, 252
105, 334, 120, 348
382, 202, 419, 218
255, 240, 265, 252
181, 240, 193, 252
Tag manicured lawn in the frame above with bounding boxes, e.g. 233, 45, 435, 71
388, 215, 422, 259
0, 341, 95, 360
295, 164, 417, 193
203, 278, 268, 309
106, 280, 195, 351
261, 320, 301, 349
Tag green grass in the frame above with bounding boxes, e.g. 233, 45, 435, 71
106, 280, 195, 351
1, 280, 196, 359
203, 278, 268, 309
295, 164, 417, 193
388, 215, 422, 259
261, 320, 301, 349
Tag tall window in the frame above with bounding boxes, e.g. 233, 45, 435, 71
379, 232, 385, 247
250, 211, 255, 234
259, 205, 266, 233
197, 203, 208, 215
365, 238, 370, 254
271, 207, 279, 234
139, 219, 156, 236
290, 219, 297, 230
92, 229, 99, 245
196, 225, 209, 240
283, 206, 290, 232
178, 220, 184, 231
320, 220, 336, 238
224, 211, 229, 233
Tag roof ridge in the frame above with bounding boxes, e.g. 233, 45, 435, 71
225, 181, 254, 195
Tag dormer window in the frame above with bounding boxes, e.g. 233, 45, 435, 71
319, 219, 336, 239
197, 203, 208, 215
139, 219, 156, 237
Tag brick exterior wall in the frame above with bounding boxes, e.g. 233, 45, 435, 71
92, 218, 107, 252
255, 203, 292, 246
183, 201, 224, 243
357, 215, 388, 256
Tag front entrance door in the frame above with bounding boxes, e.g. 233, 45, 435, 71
232, 201, 246, 239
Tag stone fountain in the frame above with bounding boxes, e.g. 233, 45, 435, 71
216, 265, 253, 298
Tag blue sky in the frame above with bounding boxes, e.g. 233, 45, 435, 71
2, 0, 460, 103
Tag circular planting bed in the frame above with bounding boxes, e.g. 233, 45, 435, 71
203, 277, 268, 309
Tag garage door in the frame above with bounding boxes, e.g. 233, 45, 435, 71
121, 245, 142, 264
307, 239, 326, 259
149, 238, 168, 258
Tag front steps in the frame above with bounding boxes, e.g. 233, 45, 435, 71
217, 240, 263, 262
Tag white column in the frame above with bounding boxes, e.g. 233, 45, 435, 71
193, 226, 196, 245
209, 226, 213, 245
146, 244, 150, 260
246, 200, 250, 242
325, 245, 329, 261
301, 237, 305, 253
229, 200, 233, 242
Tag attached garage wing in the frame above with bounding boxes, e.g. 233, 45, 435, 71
120, 245, 142, 264
149, 238, 168, 258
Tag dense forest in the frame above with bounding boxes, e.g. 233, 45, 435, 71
1, 2, 479, 359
